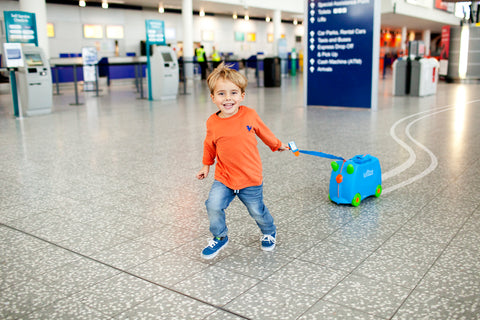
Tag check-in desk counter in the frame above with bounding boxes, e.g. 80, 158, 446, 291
101, 56, 147, 86
50, 56, 148, 100
50, 56, 147, 85
50, 57, 84, 83
49, 57, 85, 105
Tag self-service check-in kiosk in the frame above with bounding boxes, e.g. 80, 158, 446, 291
17, 46, 53, 116
148, 46, 179, 100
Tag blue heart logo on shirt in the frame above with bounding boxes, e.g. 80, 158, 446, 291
246, 125, 252, 132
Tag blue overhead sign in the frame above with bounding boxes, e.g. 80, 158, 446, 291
4, 11, 38, 45
305, 0, 379, 109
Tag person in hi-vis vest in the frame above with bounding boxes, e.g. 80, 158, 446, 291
212, 46, 221, 69
196, 44, 208, 79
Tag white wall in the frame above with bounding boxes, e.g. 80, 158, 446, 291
196, 15, 303, 59
1, 1, 303, 59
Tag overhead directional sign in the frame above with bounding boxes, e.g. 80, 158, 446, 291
305, 0, 380, 109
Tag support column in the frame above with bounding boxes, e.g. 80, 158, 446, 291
182, 0, 194, 79
401, 26, 407, 55
273, 9, 281, 56
19, 0, 49, 58
423, 29, 431, 56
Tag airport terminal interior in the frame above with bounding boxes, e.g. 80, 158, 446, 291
1, 67, 479, 318
1, 0, 480, 318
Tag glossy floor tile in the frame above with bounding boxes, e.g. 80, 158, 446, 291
0, 73, 479, 319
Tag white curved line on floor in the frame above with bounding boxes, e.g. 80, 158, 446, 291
383, 111, 442, 194
382, 99, 480, 194
382, 105, 453, 181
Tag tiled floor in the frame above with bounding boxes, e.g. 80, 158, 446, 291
0, 71, 479, 319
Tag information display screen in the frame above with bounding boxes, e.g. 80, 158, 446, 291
7, 48, 22, 60
2, 43, 24, 67
161, 52, 173, 62
24, 53, 43, 66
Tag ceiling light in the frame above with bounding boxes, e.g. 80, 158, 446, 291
199, 8, 205, 16
233, 12, 237, 19
79, 0, 86, 7
102, 0, 108, 9
293, 18, 298, 25
266, 16, 270, 22
158, 3, 164, 13
244, 14, 249, 21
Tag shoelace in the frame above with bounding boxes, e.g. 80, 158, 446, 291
261, 234, 276, 243
207, 239, 218, 248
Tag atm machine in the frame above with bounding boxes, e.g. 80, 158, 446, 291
148, 46, 179, 100
17, 46, 52, 116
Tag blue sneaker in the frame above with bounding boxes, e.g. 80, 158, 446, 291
261, 232, 276, 251
202, 236, 229, 259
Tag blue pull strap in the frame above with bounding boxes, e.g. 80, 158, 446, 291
298, 150, 344, 161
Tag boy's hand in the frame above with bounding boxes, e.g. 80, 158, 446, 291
196, 165, 210, 180
277, 143, 289, 152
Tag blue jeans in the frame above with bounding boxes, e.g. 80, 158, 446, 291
205, 180, 276, 238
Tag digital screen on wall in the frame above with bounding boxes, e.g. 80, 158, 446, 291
47, 23, 55, 37
83, 24, 103, 39
165, 27, 176, 40
202, 30, 214, 41
106, 25, 124, 39
234, 32, 244, 42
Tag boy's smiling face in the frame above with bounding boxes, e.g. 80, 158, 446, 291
211, 78, 245, 118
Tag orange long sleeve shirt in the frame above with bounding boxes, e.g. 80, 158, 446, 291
202, 106, 282, 190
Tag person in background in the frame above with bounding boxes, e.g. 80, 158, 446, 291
211, 46, 221, 69
195, 44, 208, 80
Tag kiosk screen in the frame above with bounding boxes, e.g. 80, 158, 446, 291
7, 49, 22, 60
25, 53, 43, 66
162, 52, 173, 62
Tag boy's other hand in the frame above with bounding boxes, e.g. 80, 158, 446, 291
196, 165, 210, 180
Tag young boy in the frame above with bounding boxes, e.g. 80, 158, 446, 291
196, 62, 288, 259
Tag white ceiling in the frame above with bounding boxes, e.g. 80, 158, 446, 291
381, 13, 456, 33
78, 0, 304, 21
63, 0, 460, 33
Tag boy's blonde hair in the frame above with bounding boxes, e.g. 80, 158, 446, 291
207, 62, 248, 94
